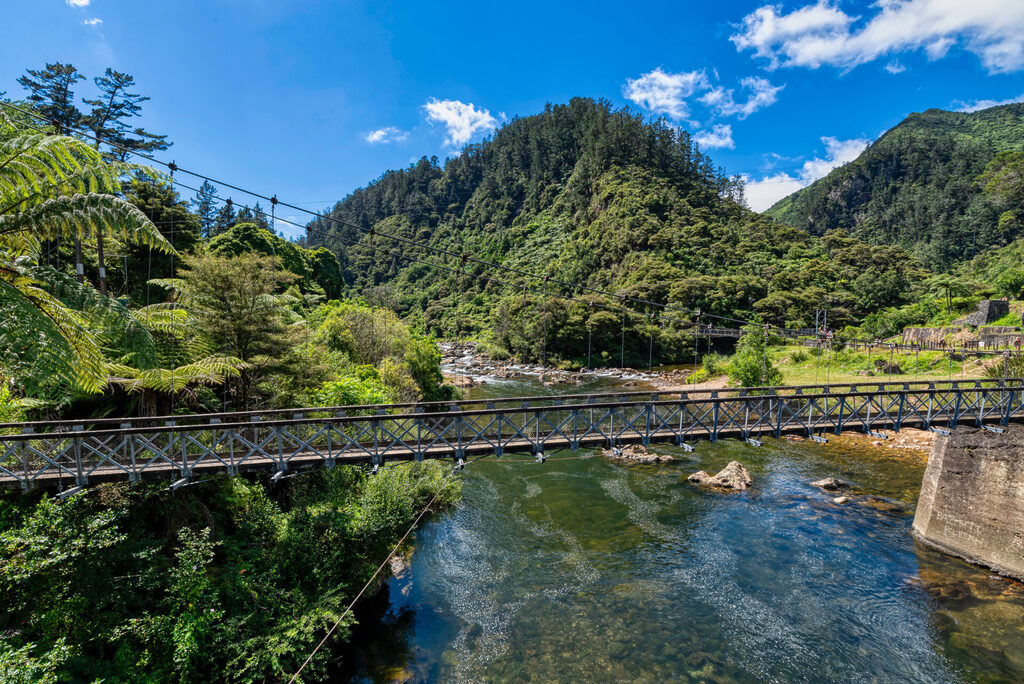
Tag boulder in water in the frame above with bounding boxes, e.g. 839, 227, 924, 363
688, 461, 752, 491
603, 444, 674, 463
811, 477, 849, 491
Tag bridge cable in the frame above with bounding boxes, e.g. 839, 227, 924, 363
1, 100, 808, 337
586, 301, 593, 370
620, 306, 626, 369
648, 312, 655, 372
287, 454, 488, 683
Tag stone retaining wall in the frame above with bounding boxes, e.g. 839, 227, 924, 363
913, 425, 1024, 580
901, 327, 960, 345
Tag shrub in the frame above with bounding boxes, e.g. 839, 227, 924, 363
789, 349, 810, 364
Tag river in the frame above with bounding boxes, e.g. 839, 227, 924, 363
339, 374, 1024, 683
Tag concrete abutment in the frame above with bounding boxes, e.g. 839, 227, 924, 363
913, 425, 1024, 581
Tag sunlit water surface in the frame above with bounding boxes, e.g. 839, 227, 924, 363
339, 376, 1024, 683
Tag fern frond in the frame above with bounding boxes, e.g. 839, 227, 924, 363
0, 193, 174, 254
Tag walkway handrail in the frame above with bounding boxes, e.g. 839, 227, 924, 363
1, 377, 1019, 435
2, 381, 1021, 441
4, 382, 1022, 491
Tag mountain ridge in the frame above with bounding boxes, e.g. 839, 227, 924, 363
305, 97, 925, 364
766, 102, 1024, 270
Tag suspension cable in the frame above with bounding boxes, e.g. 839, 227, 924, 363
287, 454, 487, 683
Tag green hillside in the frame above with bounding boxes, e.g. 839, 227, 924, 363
766, 103, 1024, 270
307, 98, 925, 365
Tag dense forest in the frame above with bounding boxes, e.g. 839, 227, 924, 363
306, 98, 929, 366
0, 63, 460, 681
767, 104, 1024, 270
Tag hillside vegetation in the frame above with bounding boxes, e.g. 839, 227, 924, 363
307, 98, 926, 366
767, 103, 1024, 270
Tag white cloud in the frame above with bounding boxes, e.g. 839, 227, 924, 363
622, 68, 709, 119
954, 92, 1024, 112
422, 98, 497, 147
82, 17, 102, 26
732, 0, 1024, 74
694, 124, 735, 149
364, 126, 408, 144
66, 0, 90, 6
699, 76, 783, 119
885, 59, 906, 74
743, 136, 869, 211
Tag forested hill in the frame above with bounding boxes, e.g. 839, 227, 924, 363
766, 103, 1024, 270
307, 98, 924, 364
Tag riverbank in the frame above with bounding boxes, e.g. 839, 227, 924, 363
440, 341, 726, 393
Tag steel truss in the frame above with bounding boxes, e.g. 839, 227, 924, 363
2, 380, 1022, 491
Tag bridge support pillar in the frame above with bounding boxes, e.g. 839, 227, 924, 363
913, 425, 1024, 581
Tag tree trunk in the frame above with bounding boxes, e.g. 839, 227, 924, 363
96, 226, 107, 294
74, 237, 84, 284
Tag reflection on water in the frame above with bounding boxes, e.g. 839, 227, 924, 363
339, 376, 1024, 683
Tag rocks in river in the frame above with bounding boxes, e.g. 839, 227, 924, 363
444, 374, 478, 388
687, 461, 752, 491
833, 496, 851, 504
811, 477, 849, 491
602, 444, 674, 463
389, 553, 408, 577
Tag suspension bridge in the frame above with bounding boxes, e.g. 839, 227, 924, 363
2, 378, 1022, 493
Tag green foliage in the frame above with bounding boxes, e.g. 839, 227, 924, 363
0, 638, 72, 684
0, 118, 172, 396
727, 326, 783, 387
767, 103, 1024, 270
154, 251, 300, 409
701, 352, 729, 377
209, 223, 343, 297
0, 464, 461, 682
789, 348, 810, 364
995, 269, 1024, 298
312, 374, 389, 407
313, 299, 452, 400
303, 98, 924, 361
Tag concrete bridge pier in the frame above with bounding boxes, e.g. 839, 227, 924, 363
913, 425, 1024, 581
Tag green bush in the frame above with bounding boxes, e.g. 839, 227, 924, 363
701, 352, 729, 376
789, 349, 810, 364
727, 327, 783, 387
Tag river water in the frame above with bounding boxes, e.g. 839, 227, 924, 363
341, 375, 1024, 683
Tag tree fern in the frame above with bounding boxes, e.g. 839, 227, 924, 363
0, 118, 173, 395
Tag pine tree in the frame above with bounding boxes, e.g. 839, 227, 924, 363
213, 202, 236, 236
17, 62, 84, 135
19, 63, 87, 282
82, 68, 170, 161
81, 69, 170, 292
193, 181, 218, 238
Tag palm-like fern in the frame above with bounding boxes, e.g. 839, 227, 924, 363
113, 303, 245, 397
0, 119, 173, 394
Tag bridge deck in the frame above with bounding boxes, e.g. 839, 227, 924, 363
2, 380, 1022, 491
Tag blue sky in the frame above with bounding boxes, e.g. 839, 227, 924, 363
4, 0, 1024, 235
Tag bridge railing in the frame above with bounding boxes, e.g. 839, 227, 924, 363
1, 377, 1020, 437
2, 381, 1023, 491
